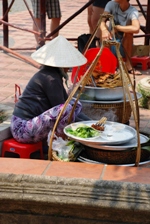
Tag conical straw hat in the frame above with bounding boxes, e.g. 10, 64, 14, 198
31, 35, 87, 67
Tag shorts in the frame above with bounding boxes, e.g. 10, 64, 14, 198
31, 0, 61, 19
93, 0, 110, 8
110, 38, 125, 58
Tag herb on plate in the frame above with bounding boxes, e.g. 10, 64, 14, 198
66, 125, 99, 138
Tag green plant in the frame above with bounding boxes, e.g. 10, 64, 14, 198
137, 84, 150, 109
0, 110, 7, 124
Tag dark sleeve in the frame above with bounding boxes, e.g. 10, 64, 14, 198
43, 76, 68, 107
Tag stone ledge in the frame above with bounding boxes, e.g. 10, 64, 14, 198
0, 173, 150, 223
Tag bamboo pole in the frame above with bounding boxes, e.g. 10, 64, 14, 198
0, 45, 41, 69
71, 15, 104, 86
0, 0, 14, 25
0, 19, 40, 36
48, 46, 105, 160
114, 43, 141, 166
48, 14, 105, 159
108, 14, 141, 166
48, 13, 141, 166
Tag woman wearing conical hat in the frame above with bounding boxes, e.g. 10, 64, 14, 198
10, 36, 89, 144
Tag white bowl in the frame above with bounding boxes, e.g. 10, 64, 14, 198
94, 86, 124, 100
76, 86, 95, 100
80, 86, 124, 101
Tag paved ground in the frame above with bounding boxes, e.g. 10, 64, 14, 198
0, 0, 150, 136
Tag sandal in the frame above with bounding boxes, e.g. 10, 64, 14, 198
128, 68, 142, 76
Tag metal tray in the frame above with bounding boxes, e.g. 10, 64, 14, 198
77, 155, 150, 167
82, 134, 149, 151
64, 120, 136, 145
74, 92, 142, 104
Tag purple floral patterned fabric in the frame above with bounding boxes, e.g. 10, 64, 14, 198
11, 102, 82, 143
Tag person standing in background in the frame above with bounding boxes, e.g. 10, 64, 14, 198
31, 0, 61, 49
87, 0, 110, 38
100, 0, 141, 75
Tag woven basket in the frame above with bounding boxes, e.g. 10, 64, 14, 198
84, 146, 150, 165
52, 151, 65, 162
81, 101, 132, 124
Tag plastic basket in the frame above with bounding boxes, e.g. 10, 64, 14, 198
71, 47, 117, 83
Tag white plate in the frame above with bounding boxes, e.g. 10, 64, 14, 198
64, 123, 100, 140
77, 156, 150, 167
82, 134, 149, 151
64, 120, 136, 145
74, 92, 142, 104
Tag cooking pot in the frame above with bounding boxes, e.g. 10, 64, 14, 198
79, 86, 124, 101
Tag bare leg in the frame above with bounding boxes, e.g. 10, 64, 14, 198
91, 6, 104, 38
122, 33, 142, 75
33, 17, 60, 47
87, 4, 93, 34
122, 33, 133, 70
50, 18, 61, 39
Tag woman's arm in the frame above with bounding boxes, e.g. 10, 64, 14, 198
100, 11, 112, 40
114, 19, 140, 34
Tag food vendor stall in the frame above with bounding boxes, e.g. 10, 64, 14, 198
1, 0, 150, 166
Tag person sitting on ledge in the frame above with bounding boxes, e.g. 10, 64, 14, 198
10, 35, 90, 144
100, 0, 142, 75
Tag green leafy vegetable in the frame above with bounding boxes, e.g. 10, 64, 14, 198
66, 126, 99, 138
67, 141, 85, 161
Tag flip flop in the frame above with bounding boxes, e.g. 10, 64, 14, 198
128, 69, 142, 76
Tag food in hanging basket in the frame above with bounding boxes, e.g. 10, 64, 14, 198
86, 70, 123, 88
72, 47, 130, 101
78, 67, 130, 101
74, 58, 129, 101
85, 59, 129, 89
71, 47, 117, 83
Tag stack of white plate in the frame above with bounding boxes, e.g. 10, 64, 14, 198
64, 120, 150, 166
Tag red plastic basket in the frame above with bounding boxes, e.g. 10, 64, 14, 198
71, 47, 117, 83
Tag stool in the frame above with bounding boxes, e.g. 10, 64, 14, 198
131, 56, 150, 70
2, 138, 44, 159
